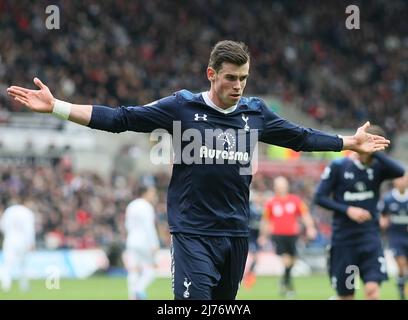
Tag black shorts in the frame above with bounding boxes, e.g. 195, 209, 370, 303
171, 233, 248, 300
272, 235, 298, 256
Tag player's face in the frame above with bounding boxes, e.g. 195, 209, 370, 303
207, 62, 249, 108
273, 176, 289, 196
356, 152, 373, 164
393, 175, 408, 190
146, 187, 158, 205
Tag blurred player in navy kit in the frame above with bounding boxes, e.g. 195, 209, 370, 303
379, 174, 408, 300
314, 126, 405, 300
242, 190, 263, 289
7, 40, 391, 300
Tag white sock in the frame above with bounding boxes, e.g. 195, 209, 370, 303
135, 266, 155, 293
20, 275, 29, 292
127, 271, 139, 299
1, 266, 12, 292
19, 261, 30, 292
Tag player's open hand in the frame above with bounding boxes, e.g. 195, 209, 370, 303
351, 121, 390, 154
7, 78, 54, 113
379, 215, 390, 230
346, 206, 372, 224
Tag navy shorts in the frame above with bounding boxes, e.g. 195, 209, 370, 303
389, 238, 408, 258
328, 240, 388, 296
171, 233, 248, 300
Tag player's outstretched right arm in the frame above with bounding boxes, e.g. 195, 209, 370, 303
7, 78, 92, 126
7, 77, 179, 133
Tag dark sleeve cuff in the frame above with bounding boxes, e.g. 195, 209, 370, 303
304, 130, 343, 152
88, 105, 126, 133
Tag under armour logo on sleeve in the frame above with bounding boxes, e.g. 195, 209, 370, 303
194, 113, 208, 121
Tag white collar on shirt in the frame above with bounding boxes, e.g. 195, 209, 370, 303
391, 188, 408, 202
201, 91, 238, 114
352, 159, 370, 170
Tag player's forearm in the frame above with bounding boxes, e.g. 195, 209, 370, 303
341, 135, 357, 151
52, 99, 92, 126
372, 152, 405, 178
301, 213, 315, 229
285, 128, 343, 152
69, 104, 93, 126
314, 193, 349, 214
53, 99, 130, 133
260, 219, 270, 237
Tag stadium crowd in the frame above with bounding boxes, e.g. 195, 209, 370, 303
0, 158, 166, 249
0, 0, 407, 136
0, 157, 332, 255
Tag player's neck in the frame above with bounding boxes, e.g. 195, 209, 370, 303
352, 153, 372, 166
392, 188, 408, 200
397, 188, 406, 195
207, 90, 233, 110
275, 193, 288, 198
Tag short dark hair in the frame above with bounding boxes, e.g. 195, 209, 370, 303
137, 185, 149, 197
137, 185, 156, 198
208, 40, 250, 72
366, 124, 385, 137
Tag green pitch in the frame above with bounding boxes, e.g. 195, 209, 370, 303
0, 274, 401, 300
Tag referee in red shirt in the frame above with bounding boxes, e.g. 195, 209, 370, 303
261, 176, 317, 298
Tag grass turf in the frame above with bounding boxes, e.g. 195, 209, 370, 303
0, 274, 401, 300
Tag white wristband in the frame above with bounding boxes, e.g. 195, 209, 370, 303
52, 99, 72, 120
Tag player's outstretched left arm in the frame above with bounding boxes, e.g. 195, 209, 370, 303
341, 121, 390, 153
7, 78, 92, 126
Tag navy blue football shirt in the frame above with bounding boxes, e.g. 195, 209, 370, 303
379, 189, 408, 241
314, 153, 405, 245
90, 90, 342, 237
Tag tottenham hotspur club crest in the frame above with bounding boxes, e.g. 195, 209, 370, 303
183, 277, 192, 298
242, 113, 250, 131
